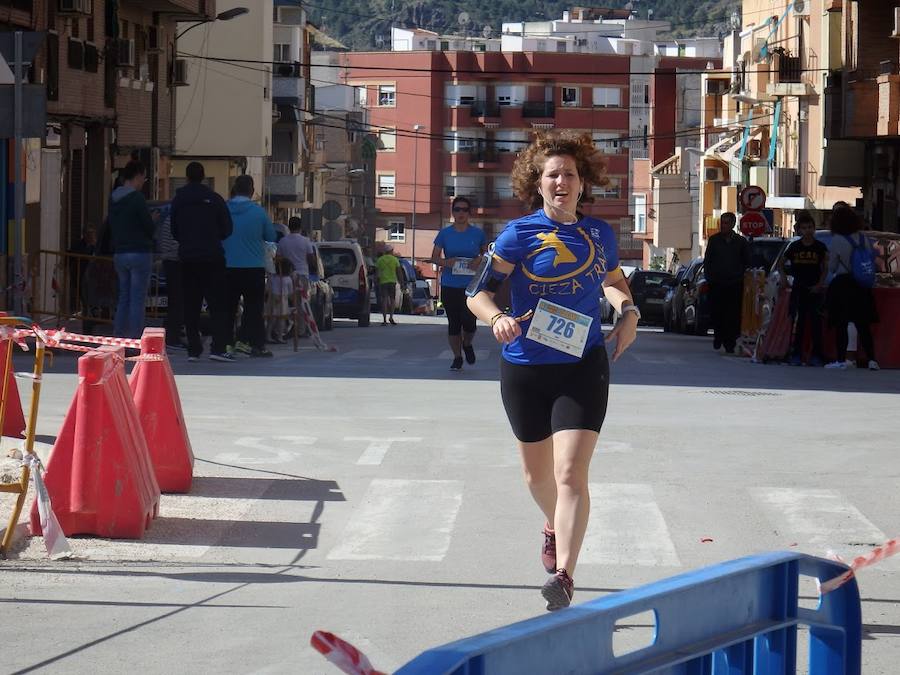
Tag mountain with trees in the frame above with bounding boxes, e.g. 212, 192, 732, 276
305, 0, 741, 51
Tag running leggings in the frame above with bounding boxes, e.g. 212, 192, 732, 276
441, 286, 476, 336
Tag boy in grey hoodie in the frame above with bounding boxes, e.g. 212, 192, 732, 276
108, 161, 155, 338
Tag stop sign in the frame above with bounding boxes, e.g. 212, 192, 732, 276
740, 211, 767, 237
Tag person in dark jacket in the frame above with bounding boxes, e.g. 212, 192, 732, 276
171, 161, 235, 362
109, 160, 155, 338
224, 175, 277, 357
703, 211, 750, 353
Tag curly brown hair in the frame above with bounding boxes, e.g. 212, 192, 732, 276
510, 130, 609, 210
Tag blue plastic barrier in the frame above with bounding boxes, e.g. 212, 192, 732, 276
395, 552, 861, 675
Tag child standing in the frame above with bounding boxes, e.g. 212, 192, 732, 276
781, 211, 828, 366
266, 257, 294, 344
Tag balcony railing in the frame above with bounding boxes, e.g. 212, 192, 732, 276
268, 161, 297, 176
778, 55, 802, 83
471, 143, 499, 164
470, 100, 501, 117
522, 101, 555, 118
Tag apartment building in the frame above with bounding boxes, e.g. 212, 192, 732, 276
173, 0, 272, 202
698, 0, 862, 242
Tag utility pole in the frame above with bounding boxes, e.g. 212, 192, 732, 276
410, 124, 424, 267
12, 31, 24, 315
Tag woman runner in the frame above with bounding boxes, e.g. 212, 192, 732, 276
466, 131, 638, 610
431, 196, 487, 370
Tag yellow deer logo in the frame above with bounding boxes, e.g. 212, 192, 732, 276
528, 229, 577, 267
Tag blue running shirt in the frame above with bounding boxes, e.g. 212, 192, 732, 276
434, 225, 487, 288
492, 210, 620, 365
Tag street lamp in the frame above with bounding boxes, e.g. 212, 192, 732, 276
176, 7, 249, 40
410, 124, 424, 268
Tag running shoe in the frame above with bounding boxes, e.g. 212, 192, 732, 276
250, 348, 274, 358
824, 361, 847, 369
868, 360, 880, 371
450, 356, 463, 371
541, 524, 556, 573
209, 352, 235, 363
234, 341, 253, 355
541, 569, 574, 611
389, 318, 397, 325
463, 344, 476, 365
187, 355, 199, 362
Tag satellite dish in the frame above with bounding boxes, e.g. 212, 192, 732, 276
792, 0, 807, 12
482, 25, 493, 38
458, 11, 470, 25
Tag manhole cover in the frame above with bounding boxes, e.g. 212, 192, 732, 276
703, 390, 782, 397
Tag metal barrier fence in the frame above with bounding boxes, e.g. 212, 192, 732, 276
395, 552, 861, 675
27, 250, 166, 331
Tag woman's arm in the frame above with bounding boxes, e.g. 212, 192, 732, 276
602, 267, 638, 361
466, 258, 520, 344
429, 244, 455, 269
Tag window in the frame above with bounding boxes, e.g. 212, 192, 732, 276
593, 133, 621, 153
536, 40, 546, 51
495, 84, 524, 106
494, 176, 514, 198
593, 177, 621, 199
494, 130, 526, 152
378, 84, 395, 106
67, 38, 84, 69
377, 174, 396, 197
426, 40, 436, 50
561, 87, 579, 107
633, 194, 647, 233
440, 40, 449, 51
274, 44, 291, 62
556, 41, 567, 53
445, 131, 478, 153
318, 248, 357, 276
46, 32, 59, 101
378, 128, 396, 152
388, 221, 405, 242
356, 86, 367, 107
592, 86, 621, 108
445, 84, 478, 106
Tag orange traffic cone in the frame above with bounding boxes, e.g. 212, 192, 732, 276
129, 328, 194, 493
30, 346, 160, 539
0, 315, 26, 439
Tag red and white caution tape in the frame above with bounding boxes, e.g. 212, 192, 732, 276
43, 330, 141, 350
820, 538, 900, 594
298, 289, 337, 353
24, 454, 72, 560
310, 631, 386, 675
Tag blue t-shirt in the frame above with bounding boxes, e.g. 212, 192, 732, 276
434, 225, 487, 288
493, 210, 620, 365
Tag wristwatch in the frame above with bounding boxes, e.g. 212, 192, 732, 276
621, 303, 641, 320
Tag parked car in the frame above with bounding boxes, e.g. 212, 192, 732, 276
316, 240, 370, 327
680, 261, 711, 335
662, 265, 687, 332
666, 258, 703, 333
627, 270, 674, 325
306, 246, 335, 331
369, 255, 416, 313
411, 285, 436, 315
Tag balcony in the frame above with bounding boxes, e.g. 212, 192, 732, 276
522, 101, 555, 119
273, 68, 304, 104
766, 54, 815, 97
470, 143, 499, 166
266, 162, 304, 202
471, 100, 501, 118
877, 73, 900, 137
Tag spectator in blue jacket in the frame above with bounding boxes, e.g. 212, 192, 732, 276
224, 175, 277, 357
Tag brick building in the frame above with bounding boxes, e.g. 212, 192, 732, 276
341, 49, 638, 276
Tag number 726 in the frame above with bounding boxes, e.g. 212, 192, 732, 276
547, 315, 575, 339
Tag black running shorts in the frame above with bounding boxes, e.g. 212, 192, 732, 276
499, 346, 610, 443
441, 286, 477, 336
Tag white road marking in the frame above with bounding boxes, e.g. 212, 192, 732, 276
213, 436, 316, 466
630, 354, 686, 365
580, 483, 681, 567
750, 487, 896, 566
341, 349, 398, 359
439, 350, 489, 361
327, 479, 463, 561
601, 440, 632, 453
345, 436, 424, 466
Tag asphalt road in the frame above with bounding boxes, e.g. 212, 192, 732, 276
3, 315, 899, 674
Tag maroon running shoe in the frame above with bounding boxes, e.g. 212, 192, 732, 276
541, 568, 574, 611
541, 524, 556, 573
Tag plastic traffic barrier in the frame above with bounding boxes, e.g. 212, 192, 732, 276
29, 346, 160, 539
128, 328, 194, 493
395, 552, 861, 675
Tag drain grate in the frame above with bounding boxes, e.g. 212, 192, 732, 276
703, 390, 782, 397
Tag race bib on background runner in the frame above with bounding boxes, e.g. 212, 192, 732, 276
452, 258, 476, 276
525, 299, 593, 358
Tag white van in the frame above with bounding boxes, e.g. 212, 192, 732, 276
315, 241, 371, 327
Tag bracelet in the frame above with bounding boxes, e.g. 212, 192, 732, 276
621, 304, 640, 318
490, 312, 506, 327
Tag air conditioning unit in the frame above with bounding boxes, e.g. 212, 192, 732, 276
173, 59, 188, 86
58, 0, 92, 14
117, 39, 135, 68
704, 166, 724, 182
791, 0, 810, 16
893, 8, 900, 38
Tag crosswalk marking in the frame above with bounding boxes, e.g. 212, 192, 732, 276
750, 487, 895, 565
580, 483, 681, 567
439, 349, 490, 361
327, 479, 463, 561
345, 436, 424, 466
341, 349, 398, 359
